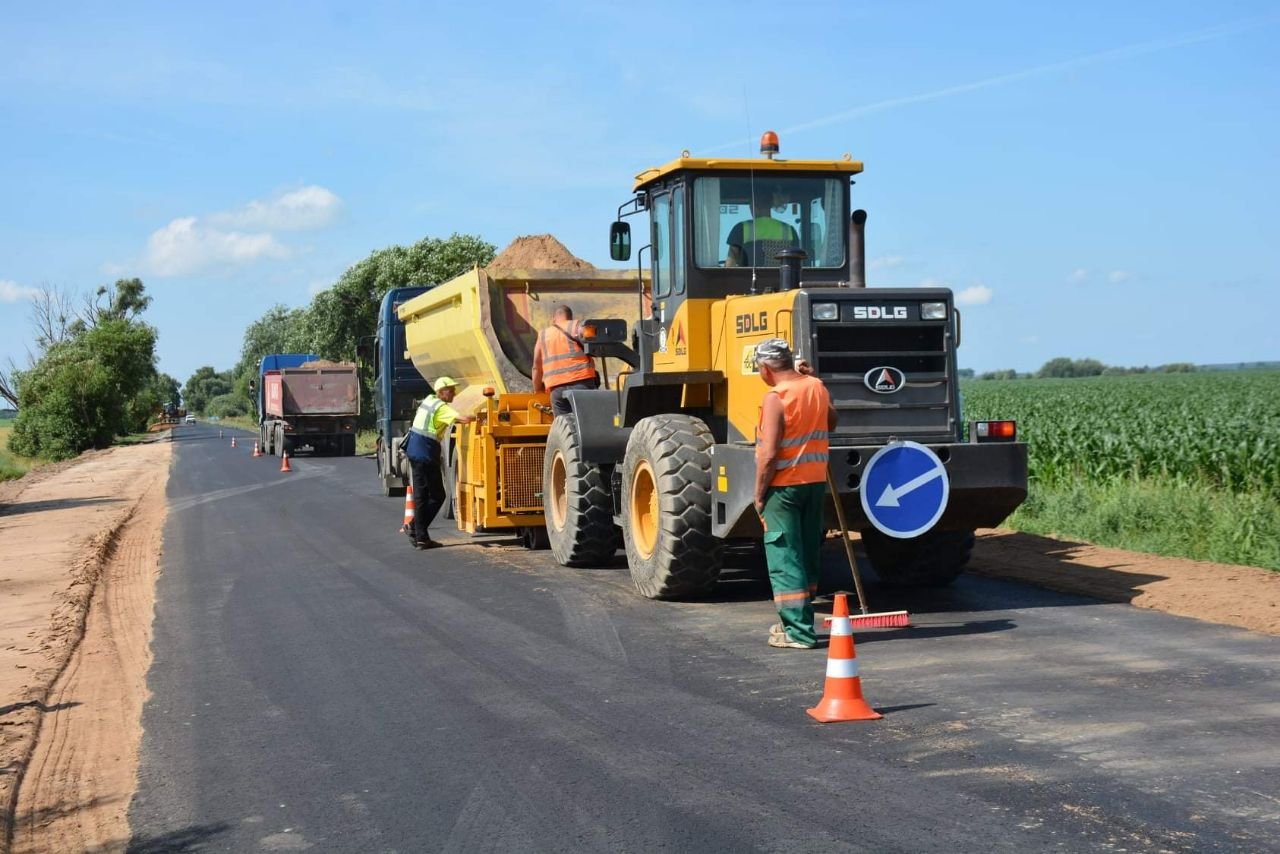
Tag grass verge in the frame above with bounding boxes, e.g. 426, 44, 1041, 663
1008, 478, 1280, 571
0, 423, 39, 482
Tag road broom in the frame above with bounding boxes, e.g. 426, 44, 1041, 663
826, 470, 910, 629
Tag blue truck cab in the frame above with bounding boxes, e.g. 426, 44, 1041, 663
368, 287, 432, 496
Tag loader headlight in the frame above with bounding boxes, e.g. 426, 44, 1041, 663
921, 301, 947, 320
812, 302, 839, 321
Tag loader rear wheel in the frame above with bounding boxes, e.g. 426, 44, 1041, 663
621, 415, 723, 599
543, 417, 620, 567
861, 528, 974, 587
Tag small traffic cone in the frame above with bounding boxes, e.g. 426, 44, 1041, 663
252, 441, 262, 458
400, 483, 415, 533
230, 436, 236, 449
807, 593, 882, 723
280, 450, 292, 473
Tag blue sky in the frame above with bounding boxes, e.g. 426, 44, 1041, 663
2, 1, 1277, 383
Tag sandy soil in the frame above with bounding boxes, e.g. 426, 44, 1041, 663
487, 234, 594, 271
0, 441, 170, 853
970, 529, 1279, 635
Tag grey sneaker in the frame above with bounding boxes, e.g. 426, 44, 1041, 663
769, 623, 785, 636
768, 631, 815, 650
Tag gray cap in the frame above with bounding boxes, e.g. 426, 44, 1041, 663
753, 338, 793, 365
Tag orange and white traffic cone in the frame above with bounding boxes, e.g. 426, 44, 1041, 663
230, 436, 237, 449
280, 450, 292, 473
252, 441, 262, 458
807, 593, 882, 723
400, 483, 415, 534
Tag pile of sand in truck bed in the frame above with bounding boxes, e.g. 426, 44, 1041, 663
487, 235, 594, 272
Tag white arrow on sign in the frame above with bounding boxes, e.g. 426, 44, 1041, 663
875, 465, 945, 508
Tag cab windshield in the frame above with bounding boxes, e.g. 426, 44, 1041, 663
693, 176, 846, 269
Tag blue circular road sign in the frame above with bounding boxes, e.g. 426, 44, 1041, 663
860, 441, 950, 539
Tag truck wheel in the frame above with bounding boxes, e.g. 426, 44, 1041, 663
861, 528, 974, 587
620, 415, 723, 599
520, 526, 550, 550
543, 416, 620, 567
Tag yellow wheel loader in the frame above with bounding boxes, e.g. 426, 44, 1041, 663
401, 133, 1027, 598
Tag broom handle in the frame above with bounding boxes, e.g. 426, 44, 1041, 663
826, 469, 871, 616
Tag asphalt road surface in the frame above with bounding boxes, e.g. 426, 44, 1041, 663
128, 423, 1280, 852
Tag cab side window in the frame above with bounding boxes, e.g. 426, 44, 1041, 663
652, 193, 671, 298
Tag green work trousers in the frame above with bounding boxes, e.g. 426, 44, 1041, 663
762, 481, 826, 646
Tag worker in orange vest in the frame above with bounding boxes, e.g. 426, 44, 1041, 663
753, 338, 837, 649
532, 304, 600, 416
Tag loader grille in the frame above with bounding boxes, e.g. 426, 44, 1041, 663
500, 444, 545, 512
810, 317, 956, 444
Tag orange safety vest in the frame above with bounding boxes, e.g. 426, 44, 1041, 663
759, 375, 830, 486
541, 323, 598, 390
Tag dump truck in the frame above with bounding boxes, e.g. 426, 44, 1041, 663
358, 286, 434, 496
397, 266, 643, 548
401, 132, 1027, 597
256, 356, 360, 456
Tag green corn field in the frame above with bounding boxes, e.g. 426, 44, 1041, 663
962, 371, 1280, 497
960, 371, 1280, 569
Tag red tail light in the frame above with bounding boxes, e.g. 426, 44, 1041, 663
972, 420, 1017, 442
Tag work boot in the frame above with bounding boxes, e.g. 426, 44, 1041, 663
767, 630, 815, 650
414, 538, 443, 550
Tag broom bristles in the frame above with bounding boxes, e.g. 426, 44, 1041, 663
847, 610, 910, 629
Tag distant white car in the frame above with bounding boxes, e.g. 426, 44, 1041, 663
184, 414, 196, 424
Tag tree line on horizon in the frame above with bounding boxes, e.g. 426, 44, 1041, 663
965, 358, 1199, 381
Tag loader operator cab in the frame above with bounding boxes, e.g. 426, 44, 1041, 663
607, 133, 864, 377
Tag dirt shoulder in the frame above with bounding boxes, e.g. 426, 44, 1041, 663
970, 529, 1279, 635
0, 441, 171, 853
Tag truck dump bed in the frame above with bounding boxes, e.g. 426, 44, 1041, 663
397, 267, 644, 410
264, 365, 361, 419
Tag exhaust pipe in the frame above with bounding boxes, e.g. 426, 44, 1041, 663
776, 248, 807, 291
849, 209, 868, 288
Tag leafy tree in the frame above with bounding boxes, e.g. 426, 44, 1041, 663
205, 393, 250, 418
978, 369, 1021, 380
9, 314, 158, 458
957, 368, 975, 379
183, 366, 235, 414
8, 280, 161, 459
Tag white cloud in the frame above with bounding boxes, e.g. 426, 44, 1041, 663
211, 185, 342, 232
1108, 270, 1134, 283
1068, 268, 1090, 283
133, 185, 342, 277
870, 255, 905, 270
957, 285, 994, 306
144, 217, 289, 277
918, 277, 947, 288
307, 278, 332, 296
0, 280, 40, 303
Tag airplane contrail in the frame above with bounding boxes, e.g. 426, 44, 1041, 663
700, 15, 1278, 155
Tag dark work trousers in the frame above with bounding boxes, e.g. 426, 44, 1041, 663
549, 376, 600, 416
410, 457, 446, 543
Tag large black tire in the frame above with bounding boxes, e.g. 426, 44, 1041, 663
861, 528, 975, 587
342, 433, 357, 457
543, 417, 621, 567
620, 415, 723, 599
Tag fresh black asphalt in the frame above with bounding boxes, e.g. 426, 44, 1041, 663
127, 423, 1280, 852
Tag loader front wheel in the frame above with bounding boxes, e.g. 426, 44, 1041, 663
543, 417, 620, 567
621, 415, 723, 599
861, 528, 974, 587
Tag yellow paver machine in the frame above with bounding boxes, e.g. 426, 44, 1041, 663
401, 132, 1027, 598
